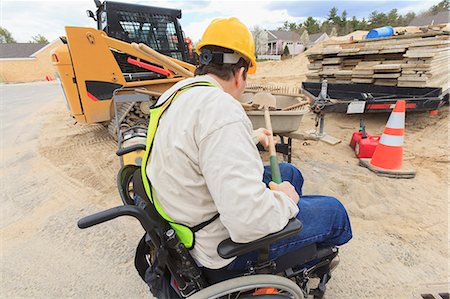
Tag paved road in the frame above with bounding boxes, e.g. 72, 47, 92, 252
1, 82, 63, 149
0, 82, 149, 298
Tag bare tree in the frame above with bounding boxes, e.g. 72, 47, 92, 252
251, 26, 268, 56
300, 30, 310, 49
330, 27, 338, 37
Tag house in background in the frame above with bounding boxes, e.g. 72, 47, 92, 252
0, 40, 62, 83
308, 32, 330, 48
255, 30, 330, 60
266, 30, 304, 55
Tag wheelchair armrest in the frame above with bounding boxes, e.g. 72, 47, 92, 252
217, 218, 302, 259
116, 144, 146, 156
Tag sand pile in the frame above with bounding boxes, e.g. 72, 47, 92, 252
249, 53, 310, 87
249, 28, 449, 296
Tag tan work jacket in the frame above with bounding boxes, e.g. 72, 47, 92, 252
147, 75, 299, 269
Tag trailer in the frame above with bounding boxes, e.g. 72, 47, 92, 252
302, 82, 449, 114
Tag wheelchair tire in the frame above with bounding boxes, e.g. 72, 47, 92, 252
188, 274, 304, 299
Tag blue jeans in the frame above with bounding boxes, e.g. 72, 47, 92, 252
227, 163, 352, 270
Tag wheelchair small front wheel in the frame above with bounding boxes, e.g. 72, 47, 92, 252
189, 274, 304, 299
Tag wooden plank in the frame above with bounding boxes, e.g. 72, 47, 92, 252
404, 52, 435, 58
335, 70, 353, 76
342, 58, 362, 65
322, 47, 341, 55
356, 61, 380, 66
398, 76, 428, 82
373, 73, 401, 78
307, 64, 322, 70
374, 79, 398, 86
356, 49, 380, 55
373, 64, 402, 71
398, 81, 427, 87
352, 78, 374, 83
401, 63, 432, 69
337, 48, 360, 56
352, 70, 374, 75
402, 70, 420, 75
322, 57, 343, 64
379, 48, 406, 54
335, 79, 352, 84
320, 69, 339, 75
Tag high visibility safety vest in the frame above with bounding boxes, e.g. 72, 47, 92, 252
141, 81, 220, 249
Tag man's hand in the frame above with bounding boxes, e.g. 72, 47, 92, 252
254, 128, 271, 149
269, 181, 299, 204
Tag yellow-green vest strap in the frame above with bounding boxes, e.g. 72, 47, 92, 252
140, 81, 216, 249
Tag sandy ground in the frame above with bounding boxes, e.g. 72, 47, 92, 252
1, 75, 449, 298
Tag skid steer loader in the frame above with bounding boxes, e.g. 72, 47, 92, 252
51, 0, 196, 142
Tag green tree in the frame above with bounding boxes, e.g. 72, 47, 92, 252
368, 11, 389, 28
320, 20, 331, 34
327, 7, 344, 34
303, 16, 320, 34
328, 7, 339, 24
283, 44, 290, 56
358, 18, 369, 30
278, 21, 300, 31
387, 9, 400, 26
429, 0, 449, 14
30, 34, 49, 44
349, 16, 359, 30
0, 27, 16, 43
403, 12, 416, 25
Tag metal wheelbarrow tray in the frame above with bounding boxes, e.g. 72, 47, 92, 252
243, 94, 309, 133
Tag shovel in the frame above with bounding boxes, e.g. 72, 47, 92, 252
253, 92, 282, 184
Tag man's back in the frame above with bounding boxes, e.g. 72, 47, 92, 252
147, 75, 298, 269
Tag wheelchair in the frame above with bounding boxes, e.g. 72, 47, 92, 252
78, 164, 339, 299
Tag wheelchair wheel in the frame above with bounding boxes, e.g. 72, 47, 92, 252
189, 274, 304, 299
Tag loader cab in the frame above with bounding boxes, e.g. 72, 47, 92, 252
87, 0, 191, 62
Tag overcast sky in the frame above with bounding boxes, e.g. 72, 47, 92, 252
0, 0, 442, 43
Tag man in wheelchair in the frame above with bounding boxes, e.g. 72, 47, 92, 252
136, 17, 352, 298
79, 17, 352, 299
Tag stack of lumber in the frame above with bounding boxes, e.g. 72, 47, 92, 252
306, 31, 449, 88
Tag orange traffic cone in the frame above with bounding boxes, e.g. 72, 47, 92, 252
359, 100, 416, 178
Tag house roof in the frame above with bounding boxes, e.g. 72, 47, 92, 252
309, 33, 328, 43
267, 30, 301, 42
0, 43, 47, 59
408, 11, 450, 26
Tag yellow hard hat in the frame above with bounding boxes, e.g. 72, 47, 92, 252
196, 17, 257, 74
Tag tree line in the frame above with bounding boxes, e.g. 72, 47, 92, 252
0, 27, 49, 44
1, 0, 448, 44
278, 0, 449, 36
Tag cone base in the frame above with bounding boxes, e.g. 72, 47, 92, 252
359, 158, 416, 179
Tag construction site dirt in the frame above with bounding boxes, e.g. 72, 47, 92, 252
1, 76, 448, 297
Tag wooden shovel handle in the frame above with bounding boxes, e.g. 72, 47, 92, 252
264, 106, 282, 184
263, 107, 276, 156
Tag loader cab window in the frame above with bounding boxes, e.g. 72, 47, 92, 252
116, 11, 182, 60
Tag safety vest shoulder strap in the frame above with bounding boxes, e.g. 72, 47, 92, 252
140, 81, 219, 249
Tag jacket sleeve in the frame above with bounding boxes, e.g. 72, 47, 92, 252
198, 120, 299, 243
